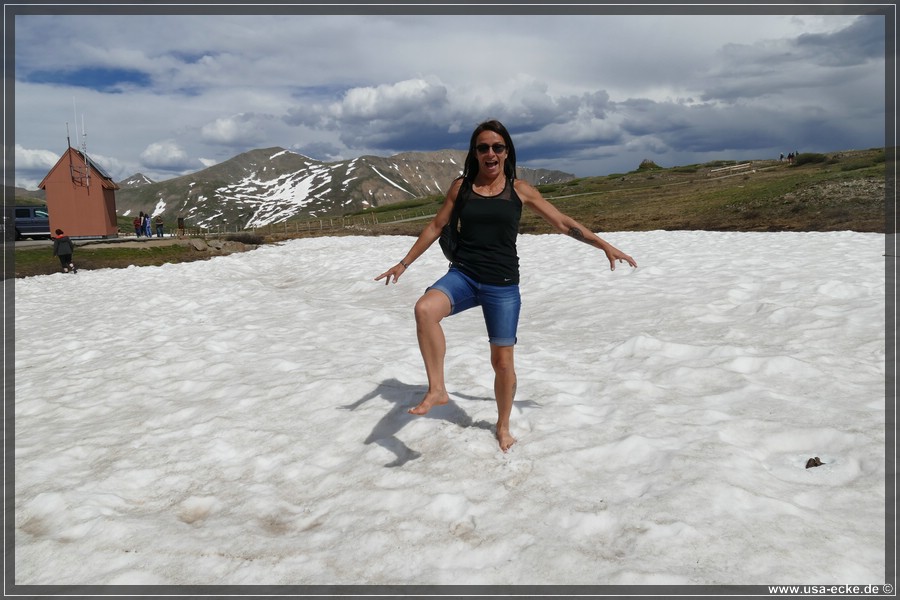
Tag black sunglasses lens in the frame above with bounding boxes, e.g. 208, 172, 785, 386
476, 143, 506, 154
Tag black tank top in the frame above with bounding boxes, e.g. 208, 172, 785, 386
454, 178, 522, 285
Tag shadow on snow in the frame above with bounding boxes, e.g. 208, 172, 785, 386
342, 377, 538, 467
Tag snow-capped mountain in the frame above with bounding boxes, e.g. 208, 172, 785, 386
114, 147, 574, 229
118, 173, 155, 188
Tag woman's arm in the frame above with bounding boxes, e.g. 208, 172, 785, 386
375, 177, 465, 284
515, 179, 637, 270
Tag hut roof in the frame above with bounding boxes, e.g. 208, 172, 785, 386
38, 147, 120, 190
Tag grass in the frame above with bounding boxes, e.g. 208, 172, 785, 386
13, 243, 219, 279
365, 148, 887, 236
11, 147, 888, 279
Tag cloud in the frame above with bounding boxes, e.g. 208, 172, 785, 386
290, 141, 345, 162
285, 77, 461, 152
13, 144, 62, 189
199, 113, 271, 146
15, 144, 59, 170
285, 78, 448, 129
284, 76, 616, 156
139, 140, 193, 171
9, 12, 886, 184
342, 79, 448, 121
701, 15, 884, 105
794, 14, 886, 66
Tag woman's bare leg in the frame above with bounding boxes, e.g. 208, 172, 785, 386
409, 289, 453, 415
491, 344, 517, 451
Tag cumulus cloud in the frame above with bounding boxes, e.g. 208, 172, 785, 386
15, 144, 60, 170
340, 78, 448, 121
285, 78, 449, 132
140, 140, 191, 170
13, 145, 64, 189
286, 77, 461, 151
284, 75, 618, 156
10, 12, 886, 183
199, 113, 270, 146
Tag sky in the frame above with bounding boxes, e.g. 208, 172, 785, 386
9, 4, 889, 190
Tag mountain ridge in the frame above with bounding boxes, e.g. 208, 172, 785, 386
113, 147, 575, 229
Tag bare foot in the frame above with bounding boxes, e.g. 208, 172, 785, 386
496, 425, 517, 452
408, 391, 449, 415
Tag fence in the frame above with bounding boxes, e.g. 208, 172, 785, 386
148, 208, 436, 238
707, 162, 753, 176
252, 215, 381, 235
250, 209, 435, 236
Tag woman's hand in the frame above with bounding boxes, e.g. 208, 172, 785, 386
601, 244, 638, 271
375, 262, 407, 285
374, 178, 464, 287
517, 180, 638, 271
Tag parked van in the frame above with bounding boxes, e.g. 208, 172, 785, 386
14, 205, 51, 240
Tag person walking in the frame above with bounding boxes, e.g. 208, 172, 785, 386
52, 228, 77, 273
375, 119, 637, 452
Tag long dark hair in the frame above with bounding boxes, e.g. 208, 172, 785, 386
462, 119, 517, 182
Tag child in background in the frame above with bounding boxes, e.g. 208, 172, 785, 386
52, 229, 77, 274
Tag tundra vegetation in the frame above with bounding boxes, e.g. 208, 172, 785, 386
12, 148, 888, 278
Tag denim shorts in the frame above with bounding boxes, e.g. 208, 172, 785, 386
428, 267, 521, 346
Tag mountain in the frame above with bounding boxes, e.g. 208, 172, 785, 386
113, 147, 575, 229
118, 173, 155, 188
13, 187, 46, 203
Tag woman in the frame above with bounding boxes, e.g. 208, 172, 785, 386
375, 120, 637, 452
52, 228, 77, 274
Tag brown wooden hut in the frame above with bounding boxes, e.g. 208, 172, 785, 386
38, 146, 120, 239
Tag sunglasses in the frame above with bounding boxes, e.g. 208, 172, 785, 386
475, 143, 507, 154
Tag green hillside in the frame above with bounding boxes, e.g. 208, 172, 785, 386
277, 148, 887, 238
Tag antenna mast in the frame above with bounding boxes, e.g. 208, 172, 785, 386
69, 99, 90, 190
81, 114, 91, 190
66, 121, 76, 180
